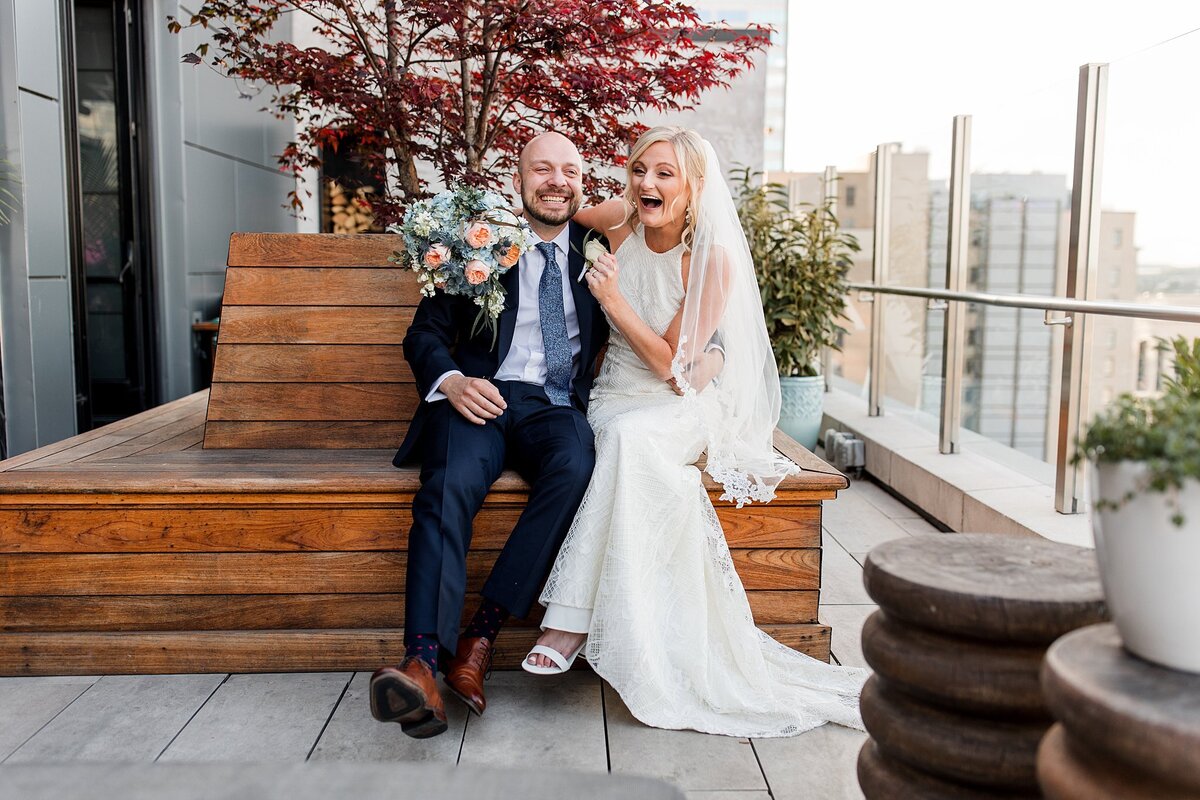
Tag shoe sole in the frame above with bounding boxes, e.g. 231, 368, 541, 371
369, 673, 449, 738
444, 679, 484, 716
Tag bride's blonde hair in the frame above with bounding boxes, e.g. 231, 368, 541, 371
622, 126, 706, 250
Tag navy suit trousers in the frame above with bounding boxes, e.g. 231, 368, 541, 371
404, 381, 596, 653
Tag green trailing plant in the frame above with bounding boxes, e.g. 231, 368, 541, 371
1076, 336, 1200, 526
731, 166, 859, 378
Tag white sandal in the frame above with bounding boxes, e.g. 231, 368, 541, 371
521, 642, 585, 675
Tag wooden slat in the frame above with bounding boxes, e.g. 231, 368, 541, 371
77, 415, 210, 463
6, 396, 207, 471
212, 344, 413, 383
0, 624, 830, 674
0, 503, 816, 553
0, 461, 834, 499
222, 268, 422, 306
0, 392, 207, 473
202, 420, 409, 449
227, 232, 403, 268
733, 548, 822, 589
216, 306, 415, 345
773, 428, 850, 487
137, 425, 206, 456
0, 548, 819, 595
206, 383, 419, 422
0, 590, 816, 632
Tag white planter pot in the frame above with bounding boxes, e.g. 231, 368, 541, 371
1092, 461, 1200, 673
777, 375, 824, 451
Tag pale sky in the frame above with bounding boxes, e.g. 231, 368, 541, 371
783, 0, 1200, 267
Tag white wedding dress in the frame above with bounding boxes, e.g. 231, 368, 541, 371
539, 227, 867, 737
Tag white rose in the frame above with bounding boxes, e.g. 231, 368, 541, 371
583, 238, 608, 265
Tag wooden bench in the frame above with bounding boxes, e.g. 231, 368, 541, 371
0, 233, 846, 675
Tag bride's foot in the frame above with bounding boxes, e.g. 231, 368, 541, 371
526, 628, 586, 670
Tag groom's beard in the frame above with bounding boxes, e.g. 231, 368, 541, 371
521, 184, 581, 226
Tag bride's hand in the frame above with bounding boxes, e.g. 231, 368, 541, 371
584, 251, 622, 307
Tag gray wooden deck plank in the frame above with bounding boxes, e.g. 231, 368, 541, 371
457, 671, 606, 773
818, 605, 877, 670
308, 671, 468, 763
848, 478, 922, 520
821, 490, 913, 559
752, 725, 867, 800
0, 677, 96, 761
0, 762, 686, 800
158, 673, 351, 762
6, 674, 225, 763
818, 535, 873, 605
603, 684, 767, 792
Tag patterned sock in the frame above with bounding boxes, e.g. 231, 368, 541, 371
404, 632, 439, 672
463, 597, 510, 643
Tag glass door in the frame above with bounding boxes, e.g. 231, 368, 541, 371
70, 0, 156, 428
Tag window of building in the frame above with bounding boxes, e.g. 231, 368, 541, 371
1113, 228, 1123, 248
845, 186, 856, 208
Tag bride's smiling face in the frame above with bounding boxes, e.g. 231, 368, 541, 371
630, 142, 689, 230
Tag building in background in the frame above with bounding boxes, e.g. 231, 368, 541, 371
0, 0, 305, 457
779, 158, 1143, 463
689, 0, 786, 171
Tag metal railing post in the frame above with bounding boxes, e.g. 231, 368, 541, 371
822, 165, 837, 392
940, 116, 971, 454
1055, 63, 1108, 514
868, 144, 895, 416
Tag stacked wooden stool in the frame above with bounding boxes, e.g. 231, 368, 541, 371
1038, 624, 1200, 799
856, 534, 1108, 799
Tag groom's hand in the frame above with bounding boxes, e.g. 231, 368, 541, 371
441, 375, 507, 425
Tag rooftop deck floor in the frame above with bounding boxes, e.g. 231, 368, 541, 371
0, 464, 938, 798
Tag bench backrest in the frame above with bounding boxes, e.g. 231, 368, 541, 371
203, 233, 420, 449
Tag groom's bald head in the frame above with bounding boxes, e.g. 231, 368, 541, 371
518, 132, 582, 173
515, 132, 583, 227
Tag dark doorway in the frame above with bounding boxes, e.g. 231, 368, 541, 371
66, 0, 157, 429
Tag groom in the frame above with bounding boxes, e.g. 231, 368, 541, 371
369, 132, 609, 738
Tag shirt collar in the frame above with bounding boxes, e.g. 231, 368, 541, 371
534, 226, 571, 263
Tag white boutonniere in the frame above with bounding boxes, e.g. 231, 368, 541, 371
577, 233, 609, 283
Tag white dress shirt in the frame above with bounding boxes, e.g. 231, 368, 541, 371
427, 226, 581, 401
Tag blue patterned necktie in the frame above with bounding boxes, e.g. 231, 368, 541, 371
536, 241, 572, 406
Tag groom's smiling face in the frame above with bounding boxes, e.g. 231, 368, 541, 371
515, 133, 583, 227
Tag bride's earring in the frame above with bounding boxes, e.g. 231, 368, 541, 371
685, 207, 693, 225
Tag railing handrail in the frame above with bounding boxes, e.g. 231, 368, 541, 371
848, 282, 1200, 325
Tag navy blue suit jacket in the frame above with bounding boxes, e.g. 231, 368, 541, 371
393, 221, 610, 466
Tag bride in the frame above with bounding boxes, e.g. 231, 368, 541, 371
520, 126, 867, 737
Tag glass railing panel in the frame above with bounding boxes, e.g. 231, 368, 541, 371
1088, 34, 1200, 425
954, 71, 1079, 470
880, 137, 950, 430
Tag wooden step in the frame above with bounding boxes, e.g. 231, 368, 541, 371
0, 624, 832, 675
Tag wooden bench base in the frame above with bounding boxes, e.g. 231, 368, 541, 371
0, 392, 843, 675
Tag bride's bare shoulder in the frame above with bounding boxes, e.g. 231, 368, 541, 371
574, 198, 633, 249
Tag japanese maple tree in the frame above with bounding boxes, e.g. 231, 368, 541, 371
169, 1, 769, 224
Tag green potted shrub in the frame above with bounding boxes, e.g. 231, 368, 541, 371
732, 167, 859, 449
1076, 335, 1200, 672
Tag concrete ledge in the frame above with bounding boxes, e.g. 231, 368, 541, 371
820, 390, 1092, 548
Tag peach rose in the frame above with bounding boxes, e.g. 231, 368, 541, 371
464, 259, 491, 285
464, 221, 494, 249
423, 242, 451, 268
497, 243, 521, 268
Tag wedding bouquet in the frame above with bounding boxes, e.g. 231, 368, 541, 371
390, 185, 535, 344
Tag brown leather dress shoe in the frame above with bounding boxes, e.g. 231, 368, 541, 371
368, 657, 448, 738
444, 635, 494, 716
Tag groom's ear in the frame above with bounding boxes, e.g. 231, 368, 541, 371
512, 172, 522, 195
